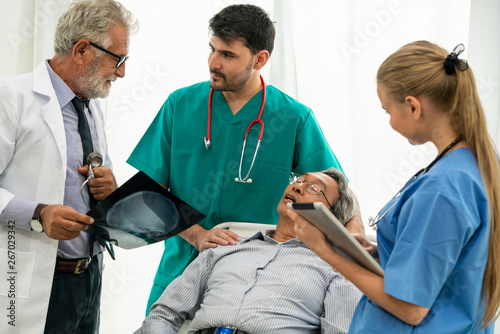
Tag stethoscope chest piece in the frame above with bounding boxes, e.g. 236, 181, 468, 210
81, 152, 103, 211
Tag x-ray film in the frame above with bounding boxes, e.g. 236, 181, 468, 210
86, 172, 206, 249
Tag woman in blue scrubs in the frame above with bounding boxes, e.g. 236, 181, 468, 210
292, 41, 500, 333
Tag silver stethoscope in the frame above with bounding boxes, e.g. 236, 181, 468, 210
80, 152, 103, 211
368, 135, 463, 230
80, 151, 117, 259
204, 75, 266, 184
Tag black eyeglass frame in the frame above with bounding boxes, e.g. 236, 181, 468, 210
289, 173, 333, 210
88, 41, 128, 68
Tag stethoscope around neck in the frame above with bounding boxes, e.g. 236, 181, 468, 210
204, 75, 266, 184
368, 135, 463, 230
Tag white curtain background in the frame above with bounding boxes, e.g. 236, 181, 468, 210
1, 0, 499, 332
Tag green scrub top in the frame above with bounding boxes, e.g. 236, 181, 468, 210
127, 81, 344, 309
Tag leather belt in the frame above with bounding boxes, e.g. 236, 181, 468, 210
57, 257, 91, 274
197, 327, 246, 334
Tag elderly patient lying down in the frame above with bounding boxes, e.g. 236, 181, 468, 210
134, 168, 362, 334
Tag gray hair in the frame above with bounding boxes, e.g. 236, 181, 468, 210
54, 0, 139, 57
322, 167, 357, 225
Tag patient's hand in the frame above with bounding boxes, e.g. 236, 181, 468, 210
179, 224, 242, 252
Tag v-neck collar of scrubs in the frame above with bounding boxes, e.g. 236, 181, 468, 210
212, 88, 266, 125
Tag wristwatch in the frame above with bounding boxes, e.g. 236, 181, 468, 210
30, 203, 48, 233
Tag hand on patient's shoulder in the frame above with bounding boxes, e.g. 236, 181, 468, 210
196, 228, 242, 252
179, 224, 242, 252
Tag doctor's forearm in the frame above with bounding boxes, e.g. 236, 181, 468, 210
322, 248, 430, 326
178, 223, 205, 249
0, 197, 38, 230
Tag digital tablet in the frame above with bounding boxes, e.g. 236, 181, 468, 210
288, 202, 384, 277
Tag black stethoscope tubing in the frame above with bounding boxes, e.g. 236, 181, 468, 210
368, 135, 463, 229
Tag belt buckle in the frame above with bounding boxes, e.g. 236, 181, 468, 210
214, 326, 237, 334
74, 258, 90, 274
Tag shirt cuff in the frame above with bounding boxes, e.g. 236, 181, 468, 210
133, 320, 177, 334
0, 197, 38, 230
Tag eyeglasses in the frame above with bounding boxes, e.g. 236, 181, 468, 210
89, 42, 128, 68
289, 173, 333, 209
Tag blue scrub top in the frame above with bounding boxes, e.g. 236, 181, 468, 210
349, 148, 492, 333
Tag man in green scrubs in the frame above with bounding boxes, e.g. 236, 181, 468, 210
127, 4, 364, 314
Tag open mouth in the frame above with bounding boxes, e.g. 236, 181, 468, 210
284, 193, 296, 203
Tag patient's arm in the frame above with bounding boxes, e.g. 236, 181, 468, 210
134, 251, 214, 333
323, 273, 362, 333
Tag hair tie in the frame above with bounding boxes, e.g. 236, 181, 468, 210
444, 43, 469, 75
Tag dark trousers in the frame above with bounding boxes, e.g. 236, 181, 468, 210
44, 254, 102, 334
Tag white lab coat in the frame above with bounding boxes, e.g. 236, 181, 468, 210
0, 62, 111, 334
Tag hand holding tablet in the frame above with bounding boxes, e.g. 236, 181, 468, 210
288, 202, 384, 277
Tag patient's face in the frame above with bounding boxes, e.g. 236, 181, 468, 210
277, 172, 339, 217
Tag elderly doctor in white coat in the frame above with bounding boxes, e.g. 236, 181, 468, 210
0, 1, 137, 333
